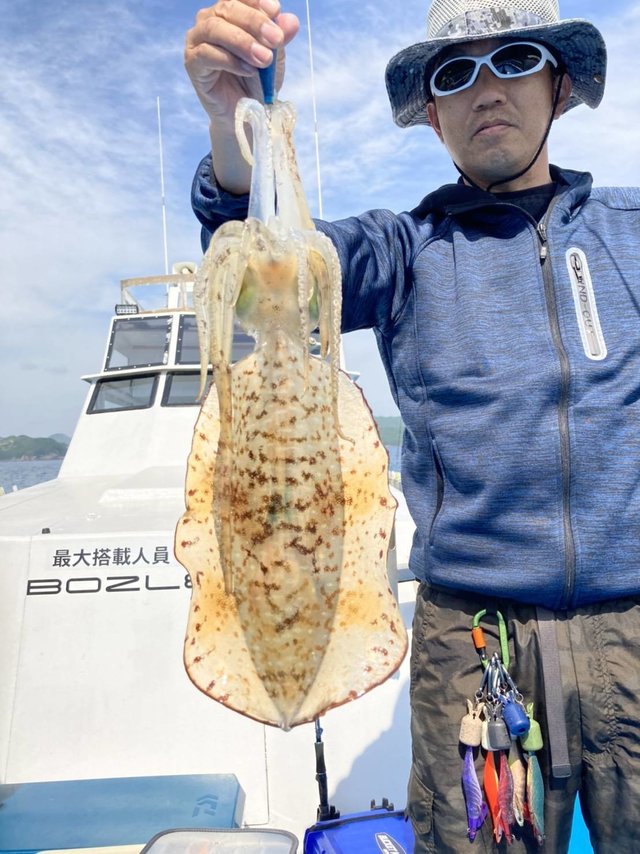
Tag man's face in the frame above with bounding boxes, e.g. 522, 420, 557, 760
426, 38, 571, 191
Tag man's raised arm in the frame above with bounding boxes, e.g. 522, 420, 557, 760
184, 0, 300, 194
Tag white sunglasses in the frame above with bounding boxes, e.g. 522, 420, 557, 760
429, 41, 558, 97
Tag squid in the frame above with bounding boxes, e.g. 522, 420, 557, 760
175, 94, 406, 730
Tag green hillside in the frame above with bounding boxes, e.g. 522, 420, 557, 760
0, 421, 400, 462
0, 435, 69, 461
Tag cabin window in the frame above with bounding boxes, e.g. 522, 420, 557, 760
88, 375, 158, 413
105, 317, 171, 371
176, 316, 200, 365
162, 372, 212, 406
176, 315, 255, 365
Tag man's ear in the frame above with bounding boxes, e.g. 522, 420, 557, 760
427, 100, 445, 142
554, 73, 573, 118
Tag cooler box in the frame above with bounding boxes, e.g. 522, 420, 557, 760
0, 774, 244, 853
304, 807, 414, 853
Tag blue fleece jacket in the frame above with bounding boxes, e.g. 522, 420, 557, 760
192, 156, 640, 609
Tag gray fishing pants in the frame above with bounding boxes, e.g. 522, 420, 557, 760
407, 582, 640, 853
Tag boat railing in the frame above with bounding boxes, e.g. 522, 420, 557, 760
118, 262, 197, 314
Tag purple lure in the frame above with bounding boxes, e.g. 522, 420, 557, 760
462, 745, 489, 840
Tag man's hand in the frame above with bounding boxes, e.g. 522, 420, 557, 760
185, 0, 300, 128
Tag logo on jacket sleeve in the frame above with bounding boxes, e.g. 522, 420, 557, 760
566, 248, 607, 360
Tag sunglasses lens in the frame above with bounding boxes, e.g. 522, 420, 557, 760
491, 43, 544, 76
433, 57, 477, 93
430, 42, 552, 96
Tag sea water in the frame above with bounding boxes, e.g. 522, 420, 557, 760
0, 450, 402, 495
0, 459, 63, 494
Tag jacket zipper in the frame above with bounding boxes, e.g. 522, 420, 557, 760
536, 208, 576, 608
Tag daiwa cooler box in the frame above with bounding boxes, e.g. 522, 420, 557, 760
304, 806, 414, 854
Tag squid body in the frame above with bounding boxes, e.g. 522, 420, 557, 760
175, 95, 406, 730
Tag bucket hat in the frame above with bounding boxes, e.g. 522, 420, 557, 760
385, 0, 607, 127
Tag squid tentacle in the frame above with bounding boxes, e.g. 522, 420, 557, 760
236, 98, 275, 224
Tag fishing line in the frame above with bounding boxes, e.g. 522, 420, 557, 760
305, 0, 324, 219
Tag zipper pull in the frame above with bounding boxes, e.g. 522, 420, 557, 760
537, 222, 548, 264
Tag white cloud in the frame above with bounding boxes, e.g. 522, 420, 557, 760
0, 1, 204, 435
553, 2, 640, 184
2, 0, 639, 434
282, 2, 449, 218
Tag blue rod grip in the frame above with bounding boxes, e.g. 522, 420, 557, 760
258, 49, 276, 104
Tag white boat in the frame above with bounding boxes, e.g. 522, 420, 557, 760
0, 263, 418, 852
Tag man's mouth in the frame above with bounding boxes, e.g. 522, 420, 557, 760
473, 119, 514, 137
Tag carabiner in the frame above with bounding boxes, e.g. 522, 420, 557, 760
471, 609, 510, 670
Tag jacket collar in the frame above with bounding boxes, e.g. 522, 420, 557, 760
411, 166, 593, 220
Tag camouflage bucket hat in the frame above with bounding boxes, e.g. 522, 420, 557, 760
385, 0, 607, 128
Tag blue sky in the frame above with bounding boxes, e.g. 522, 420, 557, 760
1, 0, 639, 437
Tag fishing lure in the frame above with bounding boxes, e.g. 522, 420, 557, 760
525, 751, 545, 845
498, 749, 515, 842
508, 741, 526, 826
483, 749, 501, 841
483, 749, 514, 844
462, 745, 488, 840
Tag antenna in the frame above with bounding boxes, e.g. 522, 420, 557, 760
156, 96, 169, 275
305, 0, 323, 219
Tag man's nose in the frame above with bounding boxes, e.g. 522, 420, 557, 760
471, 63, 508, 109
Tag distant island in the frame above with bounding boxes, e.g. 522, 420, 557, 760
0, 435, 70, 461
0, 420, 402, 463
